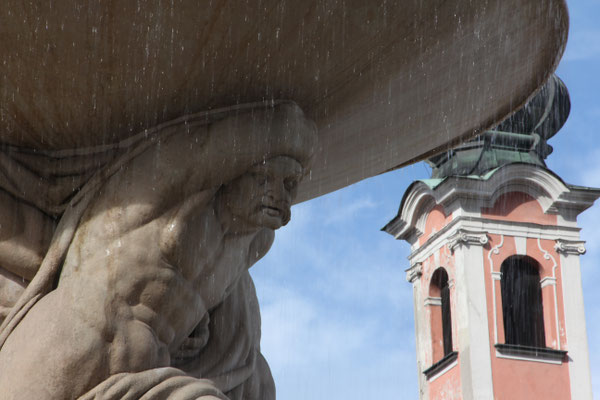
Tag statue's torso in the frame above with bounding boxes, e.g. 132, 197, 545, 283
58, 198, 262, 372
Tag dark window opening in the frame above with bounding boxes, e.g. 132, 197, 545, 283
441, 280, 452, 355
431, 268, 453, 357
500, 255, 545, 348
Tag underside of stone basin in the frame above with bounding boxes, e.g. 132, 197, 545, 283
0, 0, 568, 202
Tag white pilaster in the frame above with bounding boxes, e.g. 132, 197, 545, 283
514, 235, 526, 255
453, 241, 494, 399
407, 263, 429, 400
385, 164, 600, 400
558, 250, 593, 400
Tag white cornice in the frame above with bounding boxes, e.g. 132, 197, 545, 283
385, 164, 600, 242
407, 215, 582, 266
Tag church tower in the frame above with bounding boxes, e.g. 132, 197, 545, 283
383, 76, 600, 400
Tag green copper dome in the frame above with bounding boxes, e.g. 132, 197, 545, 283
427, 75, 570, 179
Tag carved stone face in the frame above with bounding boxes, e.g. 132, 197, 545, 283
221, 156, 304, 232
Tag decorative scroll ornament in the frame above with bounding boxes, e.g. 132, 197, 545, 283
447, 229, 489, 253
491, 271, 502, 281
554, 239, 586, 255
406, 263, 423, 283
538, 237, 561, 350
424, 296, 442, 307
488, 234, 504, 344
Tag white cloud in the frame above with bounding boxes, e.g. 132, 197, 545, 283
322, 197, 378, 225
257, 279, 418, 399
251, 185, 419, 400
259, 285, 372, 369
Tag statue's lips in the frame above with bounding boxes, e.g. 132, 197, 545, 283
261, 205, 283, 218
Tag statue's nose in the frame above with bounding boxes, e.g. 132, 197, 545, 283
266, 180, 289, 203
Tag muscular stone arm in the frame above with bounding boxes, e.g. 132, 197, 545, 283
175, 270, 276, 400
0, 182, 227, 399
0, 102, 314, 399
0, 190, 56, 324
77, 368, 228, 400
0, 190, 55, 281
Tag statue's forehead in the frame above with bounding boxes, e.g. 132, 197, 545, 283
250, 157, 303, 177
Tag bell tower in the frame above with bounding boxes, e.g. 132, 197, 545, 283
383, 76, 600, 400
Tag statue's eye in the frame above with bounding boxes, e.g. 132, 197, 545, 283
284, 178, 297, 191
253, 173, 267, 186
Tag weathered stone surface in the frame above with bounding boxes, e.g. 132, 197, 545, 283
0, 2, 570, 398
0, 0, 568, 202
0, 102, 315, 399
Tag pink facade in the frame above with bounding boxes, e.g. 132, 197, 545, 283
415, 192, 572, 399
427, 361, 462, 400
418, 205, 463, 399
421, 206, 454, 367
385, 164, 599, 400
482, 195, 571, 400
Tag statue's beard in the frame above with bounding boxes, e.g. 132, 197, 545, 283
278, 207, 291, 226
224, 200, 291, 231
256, 201, 291, 228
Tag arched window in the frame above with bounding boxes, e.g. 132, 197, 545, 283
430, 268, 453, 359
500, 255, 545, 347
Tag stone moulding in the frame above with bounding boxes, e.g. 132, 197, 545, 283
494, 344, 567, 364
554, 239, 586, 255
406, 263, 423, 283
422, 351, 459, 380
383, 163, 600, 244
447, 230, 489, 253
424, 297, 442, 307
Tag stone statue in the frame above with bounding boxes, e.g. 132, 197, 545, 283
0, 102, 317, 399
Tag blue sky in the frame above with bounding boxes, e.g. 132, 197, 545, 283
251, 1, 600, 398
